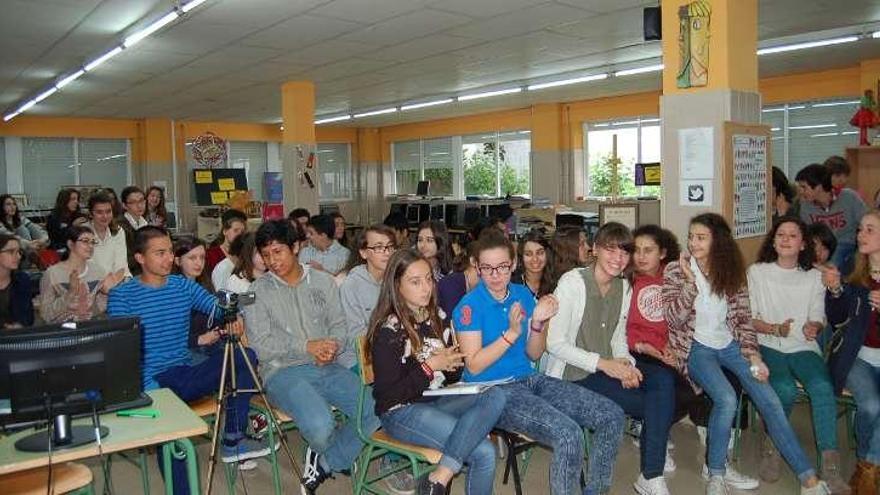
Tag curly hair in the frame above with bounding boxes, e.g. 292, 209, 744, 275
690, 213, 746, 298
755, 216, 815, 271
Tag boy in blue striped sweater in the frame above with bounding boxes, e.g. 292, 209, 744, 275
108, 226, 270, 493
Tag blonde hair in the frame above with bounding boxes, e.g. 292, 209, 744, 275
848, 209, 880, 288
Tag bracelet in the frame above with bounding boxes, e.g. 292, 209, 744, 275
501, 332, 514, 346
530, 320, 545, 333
420, 362, 434, 378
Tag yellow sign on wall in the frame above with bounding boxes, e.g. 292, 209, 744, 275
217, 178, 236, 191
210, 191, 228, 205
195, 170, 213, 184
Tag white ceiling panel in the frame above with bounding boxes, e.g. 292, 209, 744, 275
446, 3, 598, 41
194, 0, 328, 28
308, 0, 434, 24
556, 0, 656, 15
241, 14, 365, 50
427, 0, 544, 19
338, 9, 474, 46
270, 39, 381, 66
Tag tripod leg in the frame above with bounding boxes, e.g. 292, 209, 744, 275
235, 339, 306, 485
205, 339, 233, 495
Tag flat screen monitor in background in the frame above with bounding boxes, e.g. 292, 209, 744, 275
416, 180, 430, 197
406, 205, 420, 224
463, 206, 481, 228
0, 317, 149, 452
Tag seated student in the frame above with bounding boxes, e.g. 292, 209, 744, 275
46, 188, 88, 252
823, 210, 880, 494
103, 187, 123, 218
299, 214, 351, 276
453, 230, 625, 495
0, 233, 34, 328
747, 217, 849, 493
368, 249, 504, 495
288, 207, 310, 239
436, 221, 499, 316
108, 226, 270, 494
206, 209, 247, 277
511, 230, 553, 299
330, 212, 349, 248
796, 163, 866, 277
146, 186, 168, 227
416, 220, 454, 281
87, 192, 130, 276
808, 222, 839, 351
548, 226, 592, 292
383, 211, 411, 250
0, 193, 49, 257
825, 155, 865, 201
172, 237, 220, 364
339, 225, 398, 369
226, 233, 266, 294
772, 166, 799, 222
547, 222, 675, 495
120, 186, 148, 231
244, 220, 379, 492
664, 213, 828, 495
39, 226, 125, 323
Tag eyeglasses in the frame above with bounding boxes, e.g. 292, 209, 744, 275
77, 238, 99, 246
0, 248, 23, 257
478, 263, 513, 276
364, 244, 396, 254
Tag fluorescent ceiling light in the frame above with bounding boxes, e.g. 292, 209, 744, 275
874, 31, 880, 39
771, 127, 781, 131
640, 118, 660, 123
3, 111, 21, 122
33, 87, 58, 104
593, 123, 610, 128
527, 73, 607, 91
56, 69, 85, 89
757, 36, 859, 55
353, 107, 397, 118
812, 100, 860, 108
612, 120, 640, 126
123, 11, 179, 48
841, 131, 859, 135
458, 87, 522, 101
314, 115, 352, 124
84, 46, 123, 72
810, 132, 839, 138
401, 98, 453, 110
16, 99, 38, 115
613, 64, 664, 77
182, 0, 209, 13
762, 107, 785, 113
789, 123, 836, 130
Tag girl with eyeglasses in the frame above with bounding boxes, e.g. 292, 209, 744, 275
39, 226, 125, 323
453, 229, 625, 495
0, 233, 33, 328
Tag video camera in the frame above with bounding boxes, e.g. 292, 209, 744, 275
216, 289, 256, 324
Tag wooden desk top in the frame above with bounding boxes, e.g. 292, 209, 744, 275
0, 389, 207, 475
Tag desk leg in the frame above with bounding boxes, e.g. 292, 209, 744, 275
161, 439, 201, 495
139, 448, 151, 495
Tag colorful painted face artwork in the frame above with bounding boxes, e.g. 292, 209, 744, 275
677, 1, 711, 89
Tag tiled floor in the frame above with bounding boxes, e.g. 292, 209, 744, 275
82, 401, 854, 494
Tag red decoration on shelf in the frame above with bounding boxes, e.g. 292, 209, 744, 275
850, 90, 879, 146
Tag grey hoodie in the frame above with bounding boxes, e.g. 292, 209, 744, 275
338, 264, 382, 368
243, 265, 347, 381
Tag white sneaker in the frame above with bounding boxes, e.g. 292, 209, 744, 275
701, 464, 759, 490
634, 474, 670, 495
801, 480, 831, 495
706, 475, 730, 495
696, 426, 736, 450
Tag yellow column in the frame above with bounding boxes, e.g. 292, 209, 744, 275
530, 103, 566, 203
139, 117, 175, 204
280, 81, 317, 216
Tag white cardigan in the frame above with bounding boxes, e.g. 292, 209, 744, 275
545, 267, 634, 379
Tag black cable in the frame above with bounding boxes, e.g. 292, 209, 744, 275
45, 396, 53, 495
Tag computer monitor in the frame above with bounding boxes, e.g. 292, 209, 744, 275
416, 180, 430, 196
406, 205, 420, 224
0, 317, 149, 452
430, 205, 444, 221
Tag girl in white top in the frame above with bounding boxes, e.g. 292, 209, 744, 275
39, 226, 125, 323
747, 216, 847, 492
87, 192, 130, 276
226, 233, 266, 294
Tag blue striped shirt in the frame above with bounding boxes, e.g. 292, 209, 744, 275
107, 275, 219, 390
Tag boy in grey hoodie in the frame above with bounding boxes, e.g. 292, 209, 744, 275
245, 220, 379, 491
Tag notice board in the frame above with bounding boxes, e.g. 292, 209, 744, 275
192, 168, 248, 206
722, 122, 772, 240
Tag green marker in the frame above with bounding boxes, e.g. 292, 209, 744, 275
117, 408, 160, 418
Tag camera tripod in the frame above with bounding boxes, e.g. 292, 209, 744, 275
203, 330, 305, 495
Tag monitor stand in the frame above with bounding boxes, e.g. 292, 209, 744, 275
15, 414, 109, 453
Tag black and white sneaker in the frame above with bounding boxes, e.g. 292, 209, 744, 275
415, 473, 445, 495
300, 447, 331, 495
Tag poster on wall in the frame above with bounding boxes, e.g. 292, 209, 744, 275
679, 127, 714, 180
679, 179, 712, 206
732, 134, 768, 239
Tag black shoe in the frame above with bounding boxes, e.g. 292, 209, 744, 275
415, 473, 445, 495
300, 447, 331, 494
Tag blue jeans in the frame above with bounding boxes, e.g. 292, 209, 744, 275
832, 241, 856, 277
155, 346, 258, 495
496, 374, 625, 495
687, 341, 816, 483
265, 363, 380, 472
381, 389, 505, 494
846, 358, 880, 463
577, 359, 675, 479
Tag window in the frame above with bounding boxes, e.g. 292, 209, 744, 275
393, 131, 531, 199
317, 143, 352, 201
229, 141, 268, 201
22, 138, 76, 208
585, 117, 661, 198
764, 99, 860, 180
78, 139, 128, 192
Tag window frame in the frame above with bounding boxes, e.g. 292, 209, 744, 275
317, 142, 354, 202
583, 116, 660, 199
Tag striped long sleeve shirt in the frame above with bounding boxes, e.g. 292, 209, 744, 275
107, 274, 220, 390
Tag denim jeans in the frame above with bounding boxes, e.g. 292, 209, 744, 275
265, 363, 380, 472
687, 341, 816, 483
155, 346, 258, 495
577, 358, 675, 479
832, 241, 856, 277
381, 389, 505, 494
760, 347, 838, 451
496, 374, 625, 495
846, 358, 880, 463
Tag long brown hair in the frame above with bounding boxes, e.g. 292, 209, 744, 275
232, 232, 261, 282
147, 186, 168, 224
548, 226, 585, 291
417, 220, 454, 276
848, 209, 880, 289
690, 213, 745, 298
517, 230, 553, 297
364, 249, 443, 365
341, 224, 397, 274
173, 237, 213, 291
53, 188, 80, 222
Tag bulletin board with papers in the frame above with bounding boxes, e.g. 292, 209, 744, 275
192, 168, 248, 206
722, 122, 772, 240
